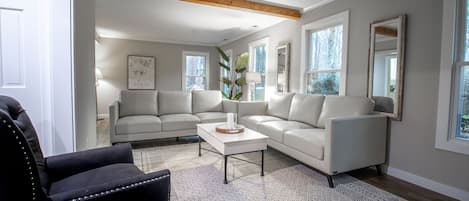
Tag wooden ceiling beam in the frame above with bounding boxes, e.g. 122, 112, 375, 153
181, 0, 301, 20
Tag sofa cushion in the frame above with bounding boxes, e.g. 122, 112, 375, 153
257, 121, 312, 143
116, 115, 161, 134
158, 91, 192, 115
317, 96, 374, 128
49, 163, 143, 195
195, 112, 227, 123
288, 94, 324, 127
266, 93, 295, 119
284, 129, 325, 160
239, 115, 283, 130
160, 114, 200, 131
119, 90, 157, 117
192, 90, 223, 113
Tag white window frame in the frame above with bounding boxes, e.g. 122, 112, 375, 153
182, 51, 210, 91
436, 0, 469, 155
219, 49, 233, 91
300, 10, 349, 95
248, 37, 269, 101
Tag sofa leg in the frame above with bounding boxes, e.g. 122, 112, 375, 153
327, 175, 334, 188
376, 165, 383, 176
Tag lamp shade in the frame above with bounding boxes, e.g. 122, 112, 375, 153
245, 72, 261, 83
95, 68, 104, 79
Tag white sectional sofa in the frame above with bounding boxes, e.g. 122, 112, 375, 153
109, 90, 236, 143
110, 90, 387, 187
238, 93, 387, 187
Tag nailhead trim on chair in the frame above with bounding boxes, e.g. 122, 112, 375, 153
2, 119, 37, 200
69, 174, 170, 201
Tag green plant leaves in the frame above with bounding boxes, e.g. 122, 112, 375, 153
217, 49, 249, 100
222, 77, 232, 85
235, 77, 247, 86
219, 62, 230, 71
216, 47, 230, 63
234, 92, 243, 100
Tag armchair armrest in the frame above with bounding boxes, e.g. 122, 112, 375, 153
49, 169, 171, 201
222, 99, 238, 113
109, 101, 120, 138
325, 115, 387, 174
238, 101, 268, 118
46, 144, 134, 182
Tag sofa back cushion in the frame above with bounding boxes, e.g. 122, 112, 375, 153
158, 91, 192, 115
317, 96, 374, 128
288, 94, 325, 127
119, 90, 158, 117
192, 90, 222, 113
267, 93, 295, 119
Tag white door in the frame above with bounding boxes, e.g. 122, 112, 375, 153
0, 0, 48, 148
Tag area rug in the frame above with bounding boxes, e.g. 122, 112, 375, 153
171, 164, 406, 201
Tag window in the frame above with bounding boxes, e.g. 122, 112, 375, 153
182, 51, 209, 91
249, 38, 269, 101
436, 0, 469, 155
301, 11, 349, 95
220, 49, 233, 95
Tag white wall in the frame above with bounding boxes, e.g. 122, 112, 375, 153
95, 38, 219, 116
74, 0, 97, 151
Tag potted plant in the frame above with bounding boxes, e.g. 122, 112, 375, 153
217, 47, 248, 100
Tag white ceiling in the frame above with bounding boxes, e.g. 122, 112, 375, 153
95, 0, 333, 46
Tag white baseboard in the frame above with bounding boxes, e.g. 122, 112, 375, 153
386, 166, 469, 200
97, 113, 109, 119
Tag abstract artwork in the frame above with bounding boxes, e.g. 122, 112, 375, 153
128, 55, 156, 89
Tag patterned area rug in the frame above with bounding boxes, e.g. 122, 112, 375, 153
171, 164, 406, 201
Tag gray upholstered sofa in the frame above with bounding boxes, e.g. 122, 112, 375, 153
109, 90, 236, 143
238, 93, 387, 187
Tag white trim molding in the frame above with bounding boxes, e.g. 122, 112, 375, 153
300, 10, 350, 95
387, 166, 469, 200
435, 0, 469, 155
182, 51, 210, 91
248, 37, 270, 101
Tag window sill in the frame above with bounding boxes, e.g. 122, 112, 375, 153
435, 138, 469, 155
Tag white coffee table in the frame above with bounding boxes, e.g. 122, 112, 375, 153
197, 123, 269, 184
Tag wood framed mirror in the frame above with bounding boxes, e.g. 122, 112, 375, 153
367, 15, 406, 120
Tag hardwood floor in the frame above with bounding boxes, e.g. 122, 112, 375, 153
97, 119, 457, 201
349, 168, 457, 201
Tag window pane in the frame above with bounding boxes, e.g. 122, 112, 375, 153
253, 45, 266, 101
185, 55, 206, 90
465, 1, 469, 61
221, 55, 231, 95
309, 25, 343, 70
457, 66, 469, 140
306, 71, 340, 95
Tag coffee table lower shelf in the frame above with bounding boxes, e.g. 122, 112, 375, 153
198, 136, 265, 184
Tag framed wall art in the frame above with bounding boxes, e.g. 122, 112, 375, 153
127, 55, 156, 89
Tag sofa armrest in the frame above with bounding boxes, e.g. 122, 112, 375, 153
109, 101, 119, 137
49, 169, 171, 201
325, 115, 387, 174
222, 99, 238, 113
237, 101, 268, 118
46, 144, 134, 182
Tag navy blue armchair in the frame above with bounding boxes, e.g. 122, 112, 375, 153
0, 95, 171, 201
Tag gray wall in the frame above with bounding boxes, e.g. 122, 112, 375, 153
74, 0, 97, 151
222, 0, 469, 193
95, 38, 219, 115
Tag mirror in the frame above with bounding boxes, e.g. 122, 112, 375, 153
368, 15, 406, 120
277, 43, 290, 93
